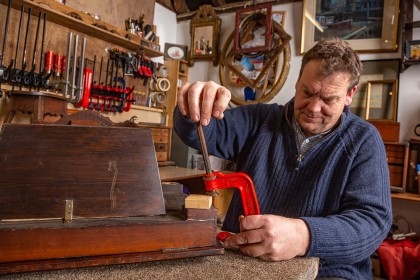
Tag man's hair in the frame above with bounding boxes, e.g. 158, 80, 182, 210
299, 38, 363, 91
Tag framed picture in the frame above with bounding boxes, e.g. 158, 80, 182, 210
405, 40, 420, 60
234, 3, 272, 55
272, 11, 286, 28
301, 0, 400, 53
365, 79, 398, 121
351, 59, 399, 120
189, 5, 221, 66
164, 43, 188, 60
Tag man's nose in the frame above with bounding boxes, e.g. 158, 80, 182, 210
306, 97, 322, 112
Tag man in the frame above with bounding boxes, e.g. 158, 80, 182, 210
173, 38, 392, 279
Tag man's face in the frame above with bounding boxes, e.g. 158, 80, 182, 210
294, 60, 357, 136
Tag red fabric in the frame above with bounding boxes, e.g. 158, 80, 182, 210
377, 239, 420, 280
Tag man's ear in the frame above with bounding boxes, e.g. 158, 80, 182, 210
345, 85, 357, 106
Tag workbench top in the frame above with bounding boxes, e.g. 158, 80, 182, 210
159, 166, 207, 181
2, 249, 319, 280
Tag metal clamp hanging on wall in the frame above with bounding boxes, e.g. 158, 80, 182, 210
63, 32, 86, 104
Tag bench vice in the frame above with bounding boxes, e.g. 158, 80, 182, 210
0, 122, 222, 274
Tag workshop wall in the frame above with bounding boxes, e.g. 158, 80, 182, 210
0, 0, 162, 124
163, 1, 420, 231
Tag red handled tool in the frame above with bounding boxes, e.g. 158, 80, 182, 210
195, 123, 260, 242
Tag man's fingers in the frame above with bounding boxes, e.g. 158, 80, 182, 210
187, 82, 205, 123
177, 82, 191, 116
224, 229, 263, 247
200, 82, 219, 125
212, 86, 231, 119
239, 215, 267, 231
177, 81, 231, 124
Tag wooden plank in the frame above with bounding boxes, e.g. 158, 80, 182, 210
0, 213, 218, 263
0, 124, 165, 220
185, 194, 212, 209
0, 246, 223, 274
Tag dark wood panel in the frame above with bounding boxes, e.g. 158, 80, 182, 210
0, 215, 217, 263
0, 124, 165, 219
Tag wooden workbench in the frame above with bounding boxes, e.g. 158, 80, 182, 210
1, 249, 319, 280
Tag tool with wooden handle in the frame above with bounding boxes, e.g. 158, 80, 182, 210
195, 123, 260, 242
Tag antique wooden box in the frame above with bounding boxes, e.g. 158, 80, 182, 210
0, 123, 222, 274
384, 142, 409, 193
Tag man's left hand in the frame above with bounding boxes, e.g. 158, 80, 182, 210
223, 215, 310, 261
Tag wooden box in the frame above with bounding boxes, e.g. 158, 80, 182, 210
370, 121, 400, 142
384, 142, 409, 192
0, 123, 222, 274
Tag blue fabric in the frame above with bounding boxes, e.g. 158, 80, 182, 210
173, 98, 392, 279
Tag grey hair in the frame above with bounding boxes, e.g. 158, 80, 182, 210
299, 38, 363, 91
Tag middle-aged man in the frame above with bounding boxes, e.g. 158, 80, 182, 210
173, 38, 392, 279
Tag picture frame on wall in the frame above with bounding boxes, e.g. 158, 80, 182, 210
164, 43, 188, 60
404, 40, 420, 61
301, 0, 400, 53
351, 59, 399, 120
234, 3, 272, 55
365, 79, 398, 122
189, 5, 221, 67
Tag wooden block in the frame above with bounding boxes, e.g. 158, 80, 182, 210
185, 194, 212, 209
162, 182, 187, 210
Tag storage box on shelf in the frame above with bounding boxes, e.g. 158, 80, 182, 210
385, 142, 409, 193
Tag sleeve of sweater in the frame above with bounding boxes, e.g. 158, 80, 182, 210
302, 125, 392, 263
173, 104, 275, 161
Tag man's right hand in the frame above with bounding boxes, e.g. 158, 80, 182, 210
177, 81, 231, 126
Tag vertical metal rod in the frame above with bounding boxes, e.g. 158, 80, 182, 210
14, 6, 25, 68
195, 123, 212, 175
91, 55, 96, 84
70, 34, 78, 101
39, 13, 46, 73
98, 56, 103, 85
1, 0, 12, 66
21, 7, 32, 70
31, 12, 42, 71
76, 37, 86, 102
63, 32, 72, 98
104, 58, 109, 86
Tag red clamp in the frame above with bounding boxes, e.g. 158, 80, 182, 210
203, 171, 260, 242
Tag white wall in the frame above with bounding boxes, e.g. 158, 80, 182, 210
155, 2, 420, 230
157, 1, 420, 142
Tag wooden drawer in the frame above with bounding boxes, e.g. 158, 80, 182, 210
150, 128, 170, 144
389, 164, 403, 187
156, 152, 168, 161
384, 142, 409, 192
386, 144, 406, 164
139, 126, 172, 162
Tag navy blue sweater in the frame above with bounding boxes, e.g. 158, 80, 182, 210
173, 99, 392, 279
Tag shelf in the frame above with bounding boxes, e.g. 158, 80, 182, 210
392, 192, 420, 202
0, 0, 164, 57
131, 105, 163, 113
405, 21, 420, 29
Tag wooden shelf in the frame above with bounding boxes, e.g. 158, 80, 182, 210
405, 21, 420, 29
392, 192, 420, 202
131, 105, 163, 113
0, 0, 163, 57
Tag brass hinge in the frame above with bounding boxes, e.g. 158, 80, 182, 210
64, 200, 73, 223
